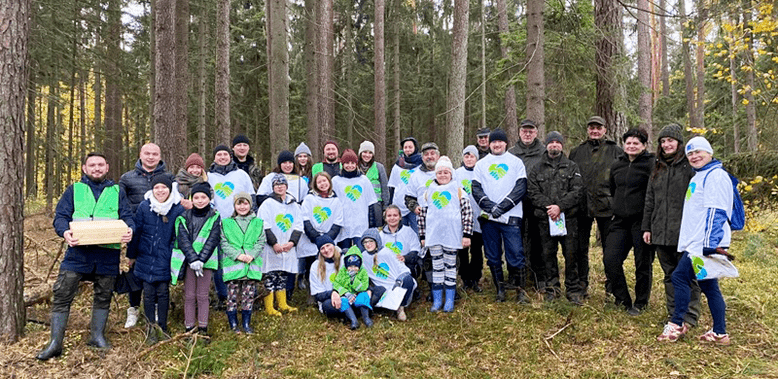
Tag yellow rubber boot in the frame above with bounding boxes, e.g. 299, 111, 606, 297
276, 290, 298, 312
264, 292, 281, 316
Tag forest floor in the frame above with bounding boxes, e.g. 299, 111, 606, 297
3, 203, 778, 379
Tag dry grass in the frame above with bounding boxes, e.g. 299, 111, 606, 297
4, 210, 778, 379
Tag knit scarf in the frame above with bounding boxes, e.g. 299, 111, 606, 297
144, 182, 182, 218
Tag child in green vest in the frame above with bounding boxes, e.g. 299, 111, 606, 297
220, 192, 265, 334
331, 246, 373, 329
172, 182, 221, 336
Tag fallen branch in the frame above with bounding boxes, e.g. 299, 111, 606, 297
543, 311, 574, 362
24, 233, 57, 257
137, 329, 208, 360
24, 283, 53, 306
183, 333, 198, 379
544, 338, 562, 362
45, 241, 66, 280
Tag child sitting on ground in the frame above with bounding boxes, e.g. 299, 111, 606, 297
332, 246, 373, 329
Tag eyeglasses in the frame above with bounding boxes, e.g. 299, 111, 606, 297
477, 135, 489, 139
587, 125, 604, 130
520, 129, 537, 133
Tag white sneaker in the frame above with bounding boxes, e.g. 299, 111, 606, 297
396, 306, 407, 321
125, 307, 139, 328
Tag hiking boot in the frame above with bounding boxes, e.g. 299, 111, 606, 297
699, 330, 731, 346
657, 322, 689, 342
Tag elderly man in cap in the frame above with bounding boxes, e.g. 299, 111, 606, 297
232, 134, 264, 190
568, 116, 622, 298
508, 119, 547, 292
472, 129, 529, 303
475, 127, 491, 159
404, 142, 441, 230
527, 132, 585, 304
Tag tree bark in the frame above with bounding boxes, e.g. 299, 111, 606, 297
480, 0, 486, 136
26, 66, 36, 199
80, 69, 87, 162
374, 0, 387, 165
679, 0, 696, 130
637, 0, 652, 140
0, 0, 30, 343
45, 72, 56, 214
495, 0, 518, 142
526, 0, 545, 137
743, 1, 757, 150
729, 10, 740, 153
215, 0, 231, 145
695, 0, 706, 131
267, 0, 290, 159
446, 0, 468, 166
316, 0, 334, 144
392, 2, 401, 159
305, 0, 319, 159
155, 0, 183, 169
594, 0, 619, 131
197, 12, 208, 155
174, 0, 190, 169
660, 0, 669, 97
104, 0, 123, 180
149, 0, 156, 138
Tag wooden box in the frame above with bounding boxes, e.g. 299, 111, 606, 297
69, 220, 129, 245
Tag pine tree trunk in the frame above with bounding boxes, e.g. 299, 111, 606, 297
174, 0, 189, 169
26, 67, 37, 199
729, 10, 740, 153
594, 0, 619, 131
0, 0, 30, 343
215, 0, 231, 145
197, 13, 208, 155
305, 0, 319, 159
695, 0, 706, 131
45, 72, 56, 214
316, 0, 334, 143
80, 69, 87, 160
446, 0, 468, 165
267, 0, 290, 159
94, 70, 102, 151
526, 0, 545, 137
68, 38, 77, 185
480, 0, 486, 135
149, 0, 156, 138
637, 0, 652, 140
660, 0, 670, 97
155, 0, 183, 168
392, 2, 401, 158
374, 0, 387, 165
743, 1, 757, 150
495, 0, 518, 142
104, 0, 123, 181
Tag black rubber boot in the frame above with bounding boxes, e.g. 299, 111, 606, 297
506, 267, 518, 290
36, 312, 69, 360
359, 307, 374, 328
241, 310, 254, 334
86, 309, 111, 349
489, 266, 506, 302
226, 311, 240, 333
344, 307, 359, 330
516, 267, 529, 304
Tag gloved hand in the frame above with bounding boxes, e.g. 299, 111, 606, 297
491, 205, 504, 219
189, 261, 204, 277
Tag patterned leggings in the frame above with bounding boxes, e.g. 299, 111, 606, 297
226, 280, 258, 312
264, 271, 288, 292
430, 246, 458, 288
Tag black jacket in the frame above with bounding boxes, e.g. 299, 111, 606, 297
509, 138, 546, 175
176, 207, 221, 264
527, 152, 584, 219
641, 153, 695, 246
569, 138, 622, 218
119, 160, 175, 213
609, 150, 655, 218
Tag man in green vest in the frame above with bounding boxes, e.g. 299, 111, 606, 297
36, 153, 135, 361
311, 140, 342, 178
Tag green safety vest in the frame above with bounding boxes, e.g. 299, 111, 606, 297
365, 163, 382, 197
72, 182, 121, 249
170, 213, 220, 285
312, 162, 342, 177
220, 217, 264, 282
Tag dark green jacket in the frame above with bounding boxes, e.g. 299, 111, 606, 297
527, 152, 584, 219
641, 153, 695, 246
509, 138, 546, 175
569, 138, 622, 218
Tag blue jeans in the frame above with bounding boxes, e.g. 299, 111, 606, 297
402, 212, 419, 235
481, 220, 525, 270
671, 252, 727, 334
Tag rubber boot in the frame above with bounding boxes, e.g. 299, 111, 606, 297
344, 307, 359, 330
490, 266, 506, 302
86, 309, 111, 349
145, 324, 159, 346
226, 311, 240, 333
516, 266, 529, 304
264, 292, 281, 316
241, 310, 254, 334
276, 290, 298, 312
506, 267, 518, 290
430, 285, 444, 312
359, 307, 374, 328
36, 312, 69, 360
443, 286, 456, 313
197, 326, 210, 345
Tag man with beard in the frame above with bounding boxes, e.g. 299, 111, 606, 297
232, 134, 264, 190
37, 153, 135, 360
527, 132, 584, 304
404, 142, 441, 221
312, 140, 342, 178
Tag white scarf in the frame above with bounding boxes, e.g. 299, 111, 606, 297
144, 182, 182, 216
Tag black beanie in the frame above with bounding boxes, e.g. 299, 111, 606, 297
191, 182, 212, 199
489, 128, 508, 144
277, 150, 295, 166
232, 134, 251, 147
150, 175, 173, 191
213, 145, 231, 157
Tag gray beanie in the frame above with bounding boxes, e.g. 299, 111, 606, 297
462, 145, 479, 157
545, 131, 564, 145
359, 141, 376, 155
294, 142, 312, 157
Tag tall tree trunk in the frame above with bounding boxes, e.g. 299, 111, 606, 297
26, 67, 36, 199
45, 73, 56, 214
149, 0, 156, 138
0, 0, 30, 342
374, 0, 387, 164
305, 0, 319, 159
480, 0, 486, 135
104, 0, 123, 180
80, 69, 87, 160
637, 0, 652, 140
94, 71, 102, 151
68, 37, 77, 185
495, 0, 518, 142
729, 10, 740, 153
174, 0, 189, 168
526, 0, 545, 137
446, 0, 468, 165
594, 0, 619, 131
267, 0, 290, 158
743, 1, 757, 150
660, 0, 669, 97
695, 0, 706, 131
679, 0, 696, 129
392, 2, 401, 158
316, 0, 334, 143
155, 0, 183, 168
215, 0, 231, 145
197, 13, 208, 155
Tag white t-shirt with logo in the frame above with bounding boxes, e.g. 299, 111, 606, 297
473, 152, 526, 223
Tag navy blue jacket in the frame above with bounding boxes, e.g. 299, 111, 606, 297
53, 175, 135, 276
127, 199, 185, 283
119, 160, 175, 213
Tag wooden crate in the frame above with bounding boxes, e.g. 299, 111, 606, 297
69, 220, 129, 245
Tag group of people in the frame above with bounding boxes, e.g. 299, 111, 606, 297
36, 118, 738, 360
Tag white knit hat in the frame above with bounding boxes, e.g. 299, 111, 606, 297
685, 136, 713, 155
358, 141, 375, 154
435, 156, 454, 173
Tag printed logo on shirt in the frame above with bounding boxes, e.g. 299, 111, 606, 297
312, 206, 332, 224
488, 163, 509, 180
691, 255, 707, 280
275, 213, 294, 232
345, 185, 363, 201
685, 182, 697, 201
386, 242, 404, 255
461, 179, 472, 194
214, 182, 235, 199
329, 272, 337, 283
431, 191, 452, 209
373, 262, 391, 279
400, 170, 413, 184
425, 179, 434, 188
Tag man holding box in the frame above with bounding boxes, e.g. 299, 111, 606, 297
36, 153, 135, 361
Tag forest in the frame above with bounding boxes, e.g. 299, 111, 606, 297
1, 0, 778, 376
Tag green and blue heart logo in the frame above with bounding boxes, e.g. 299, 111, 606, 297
345, 185, 363, 201
432, 191, 452, 209
461, 179, 472, 194
685, 182, 696, 201
400, 169, 413, 185
386, 242, 404, 255
214, 182, 235, 199
275, 213, 294, 232
692, 256, 707, 280
312, 206, 332, 224
373, 262, 391, 279
425, 179, 434, 188
329, 272, 337, 282
488, 163, 509, 180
